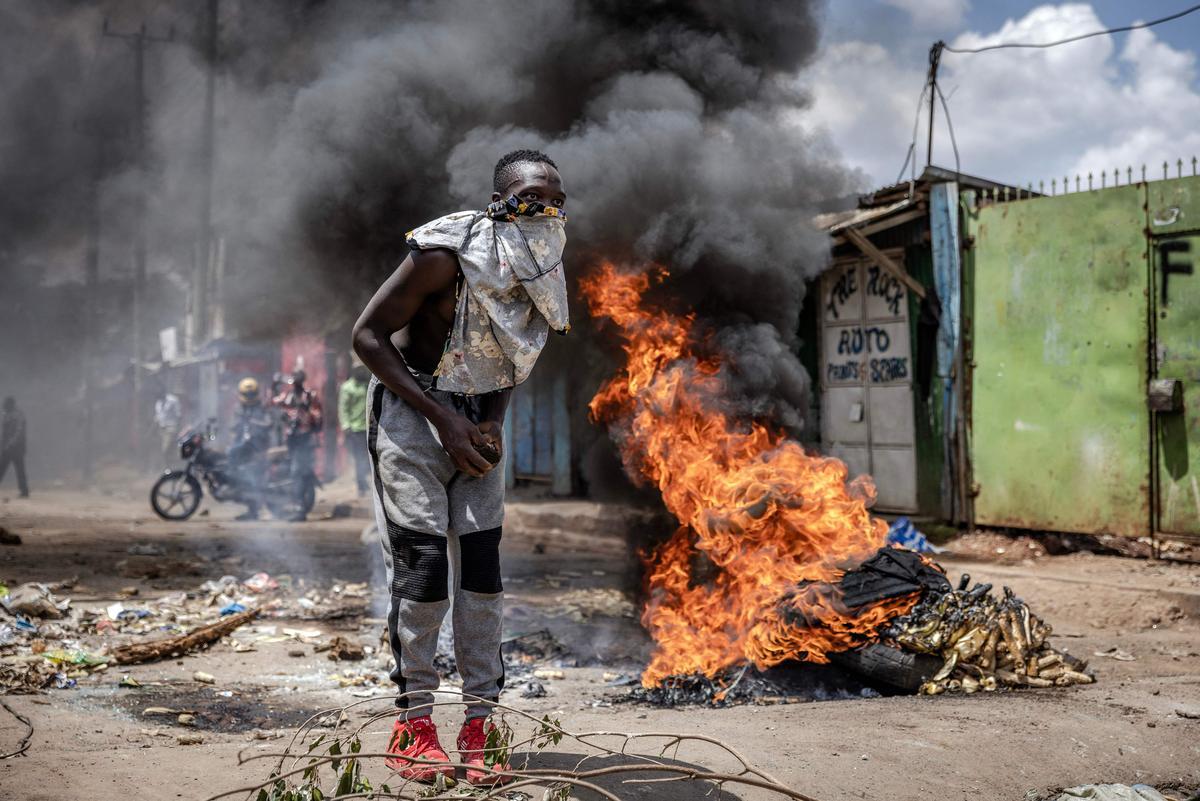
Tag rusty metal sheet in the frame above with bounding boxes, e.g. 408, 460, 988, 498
966, 186, 1150, 536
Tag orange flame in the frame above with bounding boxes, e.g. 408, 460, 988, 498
580, 263, 914, 687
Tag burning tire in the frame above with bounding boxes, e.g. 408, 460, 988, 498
830, 643, 942, 693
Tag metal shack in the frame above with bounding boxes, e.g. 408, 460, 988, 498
809, 164, 1200, 541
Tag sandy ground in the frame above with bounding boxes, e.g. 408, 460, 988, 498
0, 481, 1198, 801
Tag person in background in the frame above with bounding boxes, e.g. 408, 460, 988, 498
272, 368, 323, 521
229, 377, 274, 521
338, 359, 371, 496
0, 396, 29, 498
154, 387, 182, 467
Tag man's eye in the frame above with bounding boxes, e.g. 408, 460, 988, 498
552, 199, 565, 207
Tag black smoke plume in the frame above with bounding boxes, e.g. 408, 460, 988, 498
0, 0, 861, 486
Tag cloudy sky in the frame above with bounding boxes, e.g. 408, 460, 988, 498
805, 1, 1200, 190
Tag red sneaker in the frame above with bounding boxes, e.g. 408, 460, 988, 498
457, 716, 512, 786
385, 715, 455, 783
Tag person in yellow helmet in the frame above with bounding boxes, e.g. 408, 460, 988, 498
229, 377, 273, 520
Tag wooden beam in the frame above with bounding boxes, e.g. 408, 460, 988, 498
831, 207, 926, 246
843, 226, 926, 300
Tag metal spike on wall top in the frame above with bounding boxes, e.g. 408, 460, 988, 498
1075, 175, 1081, 192
1192, 156, 1197, 176
1178, 158, 1184, 178
1141, 164, 1147, 183
1088, 172, 1094, 190
1164, 161, 1169, 180
1126, 166, 1132, 185
1051, 178, 1057, 196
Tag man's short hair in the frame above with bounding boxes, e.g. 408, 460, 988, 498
493, 149, 558, 194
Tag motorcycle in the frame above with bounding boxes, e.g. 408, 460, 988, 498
149, 420, 319, 521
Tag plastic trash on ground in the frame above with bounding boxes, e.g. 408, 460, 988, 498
886, 516, 943, 554
1055, 784, 1168, 801
243, 572, 279, 593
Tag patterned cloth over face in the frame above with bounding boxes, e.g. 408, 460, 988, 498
405, 206, 569, 395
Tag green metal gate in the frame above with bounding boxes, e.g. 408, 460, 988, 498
965, 185, 1152, 536
1149, 177, 1200, 537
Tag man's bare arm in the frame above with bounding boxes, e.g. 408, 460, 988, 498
351, 249, 492, 477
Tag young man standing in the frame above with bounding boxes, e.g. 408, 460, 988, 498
352, 150, 568, 785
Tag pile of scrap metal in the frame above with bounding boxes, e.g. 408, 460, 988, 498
882, 573, 1094, 694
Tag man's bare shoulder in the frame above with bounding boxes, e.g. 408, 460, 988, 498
407, 247, 460, 293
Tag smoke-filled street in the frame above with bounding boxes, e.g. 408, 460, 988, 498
4, 1, 1200, 799
0, 485, 1198, 799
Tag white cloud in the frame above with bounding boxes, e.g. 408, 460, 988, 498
802, 3, 1200, 188
880, 0, 969, 29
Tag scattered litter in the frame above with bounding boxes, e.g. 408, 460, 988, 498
177, 713, 196, 726
314, 636, 364, 662
243, 573, 279, 593
105, 603, 150, 622
1175, 708, 1200, 720
193, 671, 216, 684
118, 676, 142, 688
533, 668, 564, 680
1055, 784, 1168, 801
43, 649, 106, 668
550, 588, 635, 621
520, 680, 547, 698
246, 729, 284, 741
176, 733, 204, 746
127, 543, 165, 557
220, 602, 247, 616
3, 583, 69, 619
886, 516, 943, 553
0, 525, 22, 546
287, 649, 305, 658
1093, 647, 1137, 662
142, 707, 180, 716
0, 660, 59, 693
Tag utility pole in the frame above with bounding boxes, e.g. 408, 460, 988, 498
926, 41, 944, 168
197, 0, 219, 345
103, 19, 175, 465
82, 134, 105, 483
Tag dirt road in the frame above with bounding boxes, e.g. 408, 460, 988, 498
0, 485, 1197, 800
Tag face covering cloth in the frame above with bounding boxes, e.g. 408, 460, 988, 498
404, 202, 569, 395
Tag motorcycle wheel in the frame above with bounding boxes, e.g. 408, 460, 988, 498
150, 471, 203, 520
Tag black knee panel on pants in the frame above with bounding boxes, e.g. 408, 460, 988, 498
388, 525, 449, 602
459, 526, 503, 594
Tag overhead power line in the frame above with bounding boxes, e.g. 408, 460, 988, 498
941, 2, 1200, 54
896, 1, 1200, 181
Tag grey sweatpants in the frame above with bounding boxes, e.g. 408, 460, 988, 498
367, 375, 505, 721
